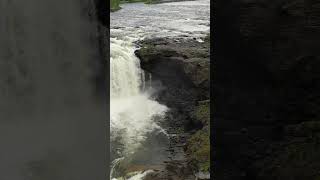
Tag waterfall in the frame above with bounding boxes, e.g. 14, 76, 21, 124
110, 0, 210, 179
111, 38, 141, 99
110, 37, 167, 179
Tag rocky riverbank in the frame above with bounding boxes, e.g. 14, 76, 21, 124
135, 35, 210, 179
111, 0, 195, 11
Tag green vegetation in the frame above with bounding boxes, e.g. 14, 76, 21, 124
121, 0, 154, 3
187, 127, 210, 172
195, 100, 210, 125
186, 100, 210, 172
110, 0, 155, 12
111, 0, 121, 12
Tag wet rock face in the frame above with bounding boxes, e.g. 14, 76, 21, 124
135, 37, 210, 179
214, 0, 320, 179
135, 37, 210, 102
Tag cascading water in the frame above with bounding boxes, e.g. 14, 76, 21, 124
110, 37, 167, 179
110, 0, 210, 179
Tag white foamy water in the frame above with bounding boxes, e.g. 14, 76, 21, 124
110, 0, 210, 179
127, 170, 154, 180
110, 37, 167, 178
110, 36, 167, 151
110, 0, 210, 41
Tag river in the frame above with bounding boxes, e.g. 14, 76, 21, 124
110, 0, 210, 179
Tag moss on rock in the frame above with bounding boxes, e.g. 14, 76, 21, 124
195, 100, 210, 126
187, 100, 210, 173
187, 128, 210, 172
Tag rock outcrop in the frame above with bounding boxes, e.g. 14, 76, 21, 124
135, 36, 210, 179
136, 37, 210, 101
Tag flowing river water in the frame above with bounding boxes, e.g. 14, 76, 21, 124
110, 0, 210, 179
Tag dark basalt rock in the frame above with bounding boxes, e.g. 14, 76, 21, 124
135, 37, 210, 135
214, 0, 320, 179
135, 36, 210, 179
135, 37, 210, 101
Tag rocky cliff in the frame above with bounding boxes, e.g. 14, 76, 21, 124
135, 36, 210, 179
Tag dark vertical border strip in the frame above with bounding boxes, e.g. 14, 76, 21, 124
94, 0, 109, 26
93, 0, 110, 179
210, 0, 214, 179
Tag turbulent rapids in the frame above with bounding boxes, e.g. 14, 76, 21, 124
110, 37, 167, 179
